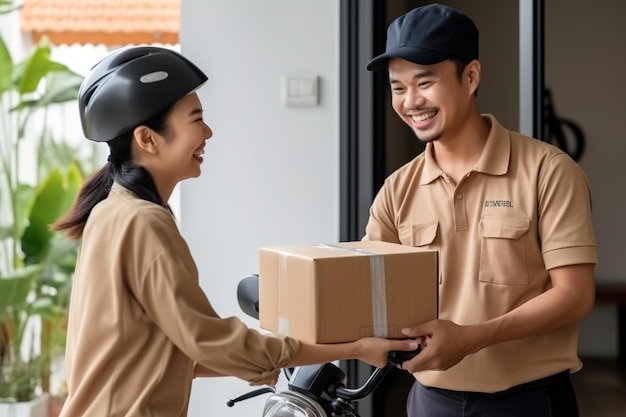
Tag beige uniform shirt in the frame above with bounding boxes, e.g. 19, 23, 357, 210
60, 184, 300, 417
364, 115, 597, 392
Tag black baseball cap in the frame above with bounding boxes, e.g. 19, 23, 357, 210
366, 3, 479, 71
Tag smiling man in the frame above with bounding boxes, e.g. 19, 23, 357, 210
363, 4, 597, 417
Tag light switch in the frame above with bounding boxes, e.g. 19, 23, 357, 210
283, 76, 319, 107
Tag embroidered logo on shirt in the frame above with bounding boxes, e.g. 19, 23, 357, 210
484, 200, 514, 208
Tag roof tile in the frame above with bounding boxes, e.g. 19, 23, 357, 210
20, 0, 180, 46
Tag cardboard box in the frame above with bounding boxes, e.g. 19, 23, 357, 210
258, 240, 438, 344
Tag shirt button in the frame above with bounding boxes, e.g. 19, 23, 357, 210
456, 194, 462, 200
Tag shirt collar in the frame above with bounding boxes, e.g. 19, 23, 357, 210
420, 114, 511, 184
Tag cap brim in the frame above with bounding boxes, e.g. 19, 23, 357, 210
366, 47, 450, 71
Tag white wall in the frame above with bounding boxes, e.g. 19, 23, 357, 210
179, 1, 340, 416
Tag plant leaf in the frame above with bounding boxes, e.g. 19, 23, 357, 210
0, 265, 40, 317
13, 183, 36, 241
21, 167, 79, 265
17, 40, 49, 94
37, 70, 83, 106
15, 38, 69, 96
15, 42, 52, 95
0, 0, 21, 15
0, 34, 13, 95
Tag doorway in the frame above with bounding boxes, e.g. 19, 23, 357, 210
339, 1, 544, 416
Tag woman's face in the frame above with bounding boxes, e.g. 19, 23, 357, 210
151, 92, 212, 188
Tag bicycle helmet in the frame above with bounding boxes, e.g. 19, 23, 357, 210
78, 46, 208, 142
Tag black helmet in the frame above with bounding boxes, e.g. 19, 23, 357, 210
78, 46, 208, 142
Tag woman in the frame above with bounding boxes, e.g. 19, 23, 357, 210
51, 46, 417, 417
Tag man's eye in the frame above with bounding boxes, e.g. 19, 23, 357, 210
418, 81, 432, 88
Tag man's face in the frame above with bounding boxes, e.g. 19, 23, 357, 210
388, 58, 477, 144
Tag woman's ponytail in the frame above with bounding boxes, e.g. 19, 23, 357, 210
50, 164, 115, 239
51, 107, 171, 240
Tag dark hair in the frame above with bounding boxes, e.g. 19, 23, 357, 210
450, 58, 478, 97
50, 106, 173, 239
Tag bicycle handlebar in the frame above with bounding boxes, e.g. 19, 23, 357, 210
234, 273, 406, 409
331, 365, 394, 401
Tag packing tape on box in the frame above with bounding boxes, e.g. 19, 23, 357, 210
316, 244, 389, 337
278, 253, 290, 335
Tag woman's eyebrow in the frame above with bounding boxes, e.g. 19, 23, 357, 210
188, 108, 204, 117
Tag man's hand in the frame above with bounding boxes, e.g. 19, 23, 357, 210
398, 319, 482, 373
399, 264, 596, 374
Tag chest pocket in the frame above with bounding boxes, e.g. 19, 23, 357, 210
398, 221, 439, 248
479, 216, 530, 285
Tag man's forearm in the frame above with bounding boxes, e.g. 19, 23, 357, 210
469, 263, 595, 353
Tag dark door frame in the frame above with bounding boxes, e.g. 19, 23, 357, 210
339, 2, 394, 414
339, 1, 544, 416
339, 0, 386, 244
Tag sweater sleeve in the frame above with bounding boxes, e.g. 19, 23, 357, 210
123, 207, 301, 386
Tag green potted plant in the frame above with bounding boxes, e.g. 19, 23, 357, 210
0, 161, 84, 416
1, 1, 91, 414
0, 266, 46, 415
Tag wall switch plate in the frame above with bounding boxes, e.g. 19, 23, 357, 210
283, 76, 319, 107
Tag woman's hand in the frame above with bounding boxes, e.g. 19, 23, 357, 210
355, 337, 422, 368
290, 336, 421, 369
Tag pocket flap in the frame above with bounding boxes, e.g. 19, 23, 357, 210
400, 222, 439, 246
479, 217, 530, 240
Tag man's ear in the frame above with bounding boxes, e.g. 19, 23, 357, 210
133, 126, 159, 155
466, 60, 481, 96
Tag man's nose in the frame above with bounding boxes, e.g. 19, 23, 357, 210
405, 87, 425, 108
